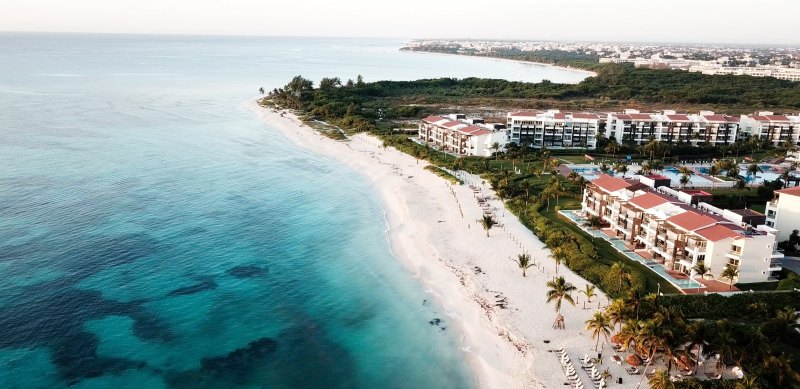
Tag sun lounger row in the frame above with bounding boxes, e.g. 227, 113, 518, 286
554, 348, 586, 388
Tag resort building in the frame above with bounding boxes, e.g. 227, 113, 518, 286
419, 114, 507, 157
765, 186, 800, 242
739, 112, 800, 147
506, 110, 600, 150
605, 109, 740, 146
583, 174, 782, 284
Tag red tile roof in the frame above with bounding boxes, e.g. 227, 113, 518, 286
422, 115, 444, 123
666, 211, 717, 231
572, 113, 599, 120
613, 114, 633, 120
442, 120, 464, 128
455, 125, 484, 135
630, 114, 655, 120
767, 115, 790, 121
628, 192, 670, 210
666, 114, 690, 121
694, 224, 741, 242
704, 115, 739, 123
592, 174, 632, 193
553, 113, 567, 120
645, 174, 670, 180
776, 186, 800, 197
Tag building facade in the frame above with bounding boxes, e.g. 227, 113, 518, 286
507, 110, 599, 150
419, 115, 507, 157
765, 186, 800, 242
583, 174, 782, 284
605, 109, 740, 146
739, 112, 800, 147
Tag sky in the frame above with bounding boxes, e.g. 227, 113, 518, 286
1, 0, 798, 45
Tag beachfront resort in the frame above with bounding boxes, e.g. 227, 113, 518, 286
576, 174, 783, 289
420, 108, 800, 153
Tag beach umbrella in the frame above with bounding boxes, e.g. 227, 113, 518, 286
626, 354, 643, 366
610, 333, 621, 345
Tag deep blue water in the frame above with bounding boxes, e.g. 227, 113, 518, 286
0, 33, 588, 388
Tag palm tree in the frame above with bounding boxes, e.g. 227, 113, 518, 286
512, 253, 535, 277
708, 164, 720, 177
639, 162, 652, 176
614, 162, 629, 178
647, 369, 675, 389
609, 262, 633, 294
491, 142, 501, 160
580, 284, 597, 307
747, 163, 761, 178
616, 319, 639, 352
763, 353, 800, 388
550, 246, 568, 275
567, 170, 580, 182
480, 215, 497, 237
604, 299, 629, 332
520, 180, 532, 208
585, 312, 612, 351
542, 187, 555, 212
679, 174, 690, 188
546, 276, 576, 321
412, 147, 423, 164
691, 262, 711, 293
548, 157, 560, 172
685, 321, 710, 375
678, 165, 694, 188
604, 139, 621, 159
711, 319, 737, 370
734, 176, 747, 202
549, 176, 564, 205
721, 263, 739, 290
636, 321, 671, 389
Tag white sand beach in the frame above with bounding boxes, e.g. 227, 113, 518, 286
247, 100, 640, 388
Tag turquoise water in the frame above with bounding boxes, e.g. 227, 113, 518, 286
0, 33, 589, 388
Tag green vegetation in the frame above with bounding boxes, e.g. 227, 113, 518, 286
405, 46, 601, 70
587, 292, 800, 389
403, 47, 800, 111
423, 165, 462, 184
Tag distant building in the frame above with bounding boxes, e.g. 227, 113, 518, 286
583, 174, 782, 283
739, 112, 800, 147
418, 114, 507, 157
605, 109, 740, 146
765, 186, 800, 242
506, 110, 600, 150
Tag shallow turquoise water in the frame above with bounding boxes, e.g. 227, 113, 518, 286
0, 33, 589, 388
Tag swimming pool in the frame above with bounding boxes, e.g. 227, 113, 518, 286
558, 210, 702, 290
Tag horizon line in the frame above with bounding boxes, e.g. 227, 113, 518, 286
1, 30, 798, 47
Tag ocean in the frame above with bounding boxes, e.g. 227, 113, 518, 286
0, 33, 588, 388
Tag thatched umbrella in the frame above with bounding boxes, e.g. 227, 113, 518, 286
610, 333, 622, 345
676, 354, 695, 372
626, 354, 643, 366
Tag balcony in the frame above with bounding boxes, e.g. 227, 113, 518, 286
725, 250, 742, 260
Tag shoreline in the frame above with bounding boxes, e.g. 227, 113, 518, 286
403, 50, 598, 80
246, 100, 630, 388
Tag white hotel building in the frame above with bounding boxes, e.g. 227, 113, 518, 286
605, 109, 740, 146
418, 114, 507, 157
583, 175, 782, 284
506, 110, 600, 150
739, 112, 800, 147
765, 186, 800, 243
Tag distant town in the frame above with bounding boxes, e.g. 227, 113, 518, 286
406, 40, 800, 81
